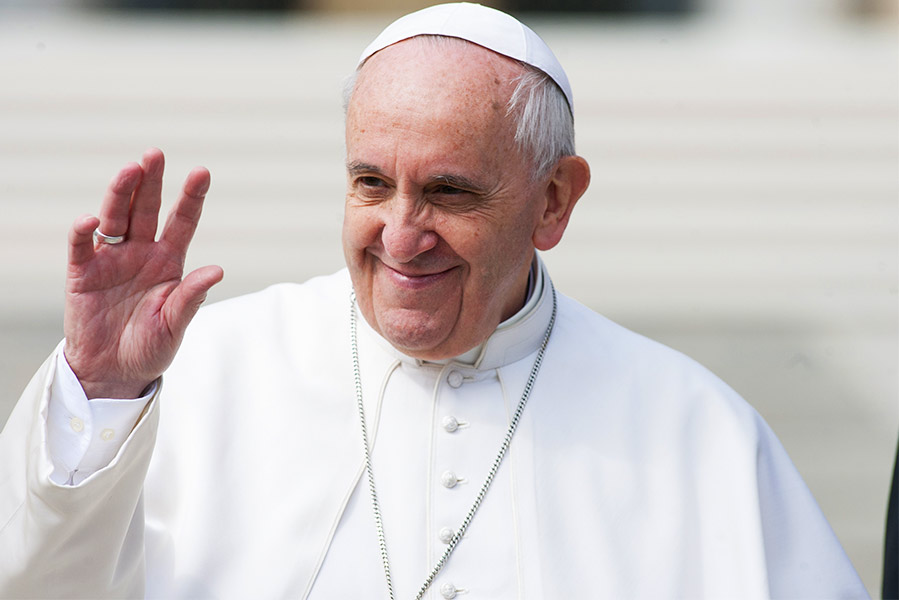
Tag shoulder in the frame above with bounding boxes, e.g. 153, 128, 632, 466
552, 291, 733, 392
545, 290, 763, 446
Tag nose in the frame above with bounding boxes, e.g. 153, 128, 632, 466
380, 196, 439, 263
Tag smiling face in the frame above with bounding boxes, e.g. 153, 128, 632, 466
342, 38, 551, 360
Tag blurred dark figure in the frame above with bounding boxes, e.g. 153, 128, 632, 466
886, 442, 899, 599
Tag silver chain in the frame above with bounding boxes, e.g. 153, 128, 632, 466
350, 286, 557, 600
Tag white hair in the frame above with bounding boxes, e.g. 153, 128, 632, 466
342, 35, 575, 181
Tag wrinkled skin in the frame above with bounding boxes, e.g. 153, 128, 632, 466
64, 148, 223, 399
342, 38, 590, 360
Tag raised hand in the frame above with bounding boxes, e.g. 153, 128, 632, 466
63, 148, 224, 399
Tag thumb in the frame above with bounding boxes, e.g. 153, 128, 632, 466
163, 265, 224, 337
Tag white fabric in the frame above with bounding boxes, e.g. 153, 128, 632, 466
0, 263, 868, 598
48, 344, 153, 485
358, 2, 574, 110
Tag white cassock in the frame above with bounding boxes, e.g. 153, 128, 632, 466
0, 259, 868, 599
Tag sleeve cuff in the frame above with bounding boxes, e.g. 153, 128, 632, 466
47, 342, 157, 484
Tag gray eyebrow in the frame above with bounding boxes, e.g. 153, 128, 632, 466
429, 174, 487, 194
346, 163, 488, 194
346, 161, 382, 175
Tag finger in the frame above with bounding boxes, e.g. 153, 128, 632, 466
159, 166, 211, 256
128, 148, 166, 242
68, 214, 100, 267
162, 265, 224, 336
98, 162, 142, 238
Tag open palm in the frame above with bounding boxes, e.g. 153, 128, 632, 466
63, 148, 223, 399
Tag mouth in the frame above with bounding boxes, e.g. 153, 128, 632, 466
380, 262, 457, 289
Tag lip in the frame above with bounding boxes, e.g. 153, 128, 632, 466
379, 261, 457, 290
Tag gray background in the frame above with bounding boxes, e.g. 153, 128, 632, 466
0, 2, 896, 595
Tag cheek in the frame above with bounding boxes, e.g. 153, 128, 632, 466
454, 230, 504, 281
437, 218, 484, 262
463, 224, 534, 289
342, 209, 375, 312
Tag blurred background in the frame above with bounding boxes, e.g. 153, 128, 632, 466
0, 0, 896, 595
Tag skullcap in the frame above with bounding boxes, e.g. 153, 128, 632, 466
358, 2, 573, 110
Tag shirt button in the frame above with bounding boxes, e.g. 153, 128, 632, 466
447, 370, 464, 388
69, 417, 84, 433
440, 583, 458, 599
442, 415, 460, 433
441, 471, 459, 489
438, 527, 454, 544
100, 428, 115, 441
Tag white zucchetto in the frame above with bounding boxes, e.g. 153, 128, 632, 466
358, 2, 574, 110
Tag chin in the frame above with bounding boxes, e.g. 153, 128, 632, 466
375, 307, 455, 358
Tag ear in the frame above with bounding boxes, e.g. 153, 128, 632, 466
532, 155, 591, 251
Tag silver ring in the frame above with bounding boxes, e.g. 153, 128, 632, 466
93, 229, 126, 245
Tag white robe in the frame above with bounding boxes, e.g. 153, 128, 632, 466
0, 265, 868, 598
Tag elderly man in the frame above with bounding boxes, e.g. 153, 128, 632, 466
0, 3, 867, 599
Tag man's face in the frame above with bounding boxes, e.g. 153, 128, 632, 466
342, 38, 547, 360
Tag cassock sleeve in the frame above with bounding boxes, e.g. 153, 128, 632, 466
47, 342, 154, 485
0, 349, 160, 598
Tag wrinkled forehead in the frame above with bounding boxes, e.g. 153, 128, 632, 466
345, 39, 526, 173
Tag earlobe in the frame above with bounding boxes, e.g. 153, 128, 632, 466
532, 155, 591, 251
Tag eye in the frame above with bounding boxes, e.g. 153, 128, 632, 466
353, 175, 392, 201
433, 185, 465, 195
426, 184, 485, 215
358, 176, 386, 188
